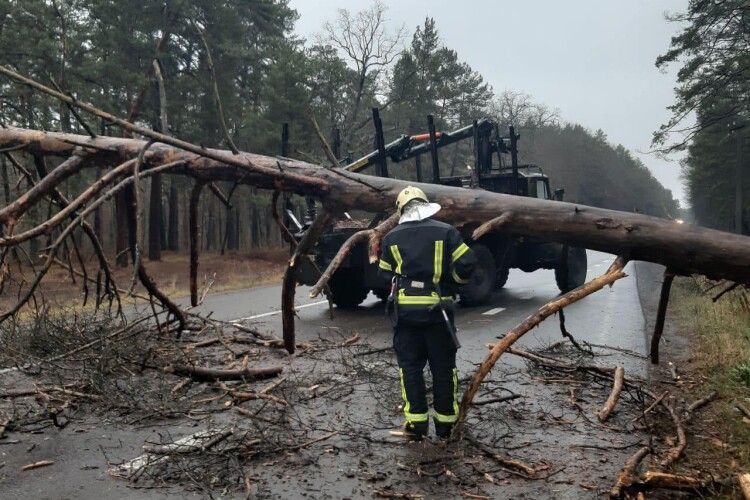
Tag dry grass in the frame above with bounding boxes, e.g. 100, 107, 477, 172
138, 249, 288, 297
1, 249, 288, 313
671, 277, 750, 485
673, 278, 750, 383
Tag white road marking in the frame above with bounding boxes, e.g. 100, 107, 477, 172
482, 307, 506, 316
231, 300, 329, 322
110, 428, 231, 479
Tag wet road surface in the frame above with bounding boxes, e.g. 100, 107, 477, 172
1, 251, 659, 499
193, 250, 647, 377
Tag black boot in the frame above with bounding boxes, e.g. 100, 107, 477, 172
434, 420, 453, 440
403, 421, 428, 440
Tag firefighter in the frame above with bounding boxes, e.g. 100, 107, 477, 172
378, 186, 477, 439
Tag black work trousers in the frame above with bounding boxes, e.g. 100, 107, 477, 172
393, 318, 458, 437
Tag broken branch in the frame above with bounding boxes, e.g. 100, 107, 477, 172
163, 364, 282, 383
454, 256, 628, 436
598, 366, 625, 422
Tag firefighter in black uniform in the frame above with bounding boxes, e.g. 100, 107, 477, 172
378, 186, 477, 439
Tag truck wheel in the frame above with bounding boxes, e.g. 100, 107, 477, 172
496, 264, 510, 288
330, 272, 369, 309
555, 246, 587, 293
460, 244, 496, 306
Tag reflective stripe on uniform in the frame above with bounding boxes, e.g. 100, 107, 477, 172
396, 290, 453, 306
451, 269, 469, 284
400, 368, 428, 423
451, 242, 470, 262
432, 240, 443, 284
433, 411, 458, 423
452, 367, 459, 415
390, 245, 404, 274
378, 259, 392, 271
432, 368, 460, 424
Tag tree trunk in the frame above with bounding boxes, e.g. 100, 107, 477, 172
189, 181, 203, 307
736, 134, 744, 234
114, 191, 129, 267
167, 178, 179, 251
93, 166, 102, 241
0, 156, 9, 204
3, 127, 750, 285
148, 172, 162, 260
250, 204, 260, 249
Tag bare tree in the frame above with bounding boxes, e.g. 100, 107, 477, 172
489, 90, 559, 129
321, 1, 405, 150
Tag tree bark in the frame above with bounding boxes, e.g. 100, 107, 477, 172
164, 364, 282, 382
1, 156, 10, 204
148, 172, 162, 260
189, 181, 204, 307
598, 366, 625, 422
2, 127, 750, 285
115, 190, 130, 267
167, 178, 179, 251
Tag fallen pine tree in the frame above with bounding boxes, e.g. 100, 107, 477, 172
2, 124, 749, 285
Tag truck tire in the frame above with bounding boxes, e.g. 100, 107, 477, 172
555, 246, 587, 293
495, 262, 510, 288
496, 264, 510, 288
460, 244, 496, 306
330, 272, 369, 309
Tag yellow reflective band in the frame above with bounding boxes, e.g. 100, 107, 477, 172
400, 368, 428, 423
452, 242, 470, 262
405, 411, 429, 423
432, 240, 443, 284
452, 269, 469, 284
433, 411, 458, 424
396, 290, 453, 305
378, 259, 392, 271
433, 368, 460, 424
390, 245, 403, 274
453, 368, 459, 416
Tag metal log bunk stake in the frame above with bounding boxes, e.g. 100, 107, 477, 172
372, 108, 389, 178
471, 120, 480, 188
650, 269, 676, 364
427, 114, 440, 183
415, 153, 423, 182
509, 125, 519, 195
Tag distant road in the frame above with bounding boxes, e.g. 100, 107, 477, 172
190, 250, 649, 374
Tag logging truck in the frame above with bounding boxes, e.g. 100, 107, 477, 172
293, 114, 587, 308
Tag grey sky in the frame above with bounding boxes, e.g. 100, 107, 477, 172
291, 0, 689, 204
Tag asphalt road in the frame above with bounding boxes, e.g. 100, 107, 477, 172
193, 250, 647, 377
1, 250, 657, 499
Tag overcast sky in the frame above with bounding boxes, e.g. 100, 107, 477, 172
290, 0, 689, 204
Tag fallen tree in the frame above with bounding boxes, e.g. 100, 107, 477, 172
4, 122, 750, 356
2, 124, 749, 286
1, 66, 750, 443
